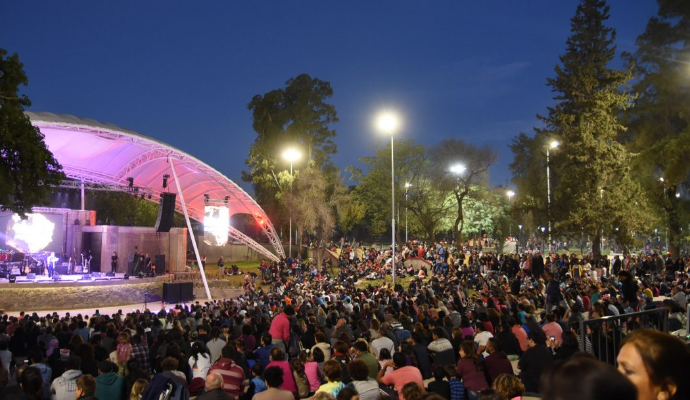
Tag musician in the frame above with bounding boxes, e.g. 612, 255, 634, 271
47, 252, 58, 278
111, 251, 118, 273
144, 253, 152, 273
84, 251, 92, 273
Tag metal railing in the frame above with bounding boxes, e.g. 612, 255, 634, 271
578, 308, 669, 365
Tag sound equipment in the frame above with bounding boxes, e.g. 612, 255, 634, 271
81, 274, 91, 280
92, 272, 101, 278
155, 193, 176, 232
180, 282, 193, 302
127, 253, 136, 275
128, 253, 135, 262
163, 283, 180, 303
9, 275, 16, 283
10, 267, 20, 275
26, 273, 36, 280
162, 282, 194, 303
155, 255, 166, 275
105, 271, 115, 277
56, 265, 69, 275
53, 274, 61, 281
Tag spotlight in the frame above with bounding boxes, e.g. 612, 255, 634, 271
162, 174, 170, 189
124, 273, 129, 280
127, 177, 134, 188
224, 196, 229, 204
204, 194, 210, 203
9, 274, 16, 283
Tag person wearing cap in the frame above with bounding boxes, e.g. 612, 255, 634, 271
95, 360, 124, 400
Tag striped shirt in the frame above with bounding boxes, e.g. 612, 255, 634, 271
208, 358, 245, 397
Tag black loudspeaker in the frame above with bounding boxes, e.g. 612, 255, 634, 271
127, 253, 136, 275
53, 274, 60, 281
155, 255, 166, 275
26, 273, 36, 280
155, 193, 176, 233
105, 271, 115, 277
163, 283, 180, 303
128, 253, 135, 262
180, 282, 193, 302
9, 275, 16, 283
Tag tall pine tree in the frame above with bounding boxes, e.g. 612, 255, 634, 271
537, 0, 651, 260
624, 0, 690, 259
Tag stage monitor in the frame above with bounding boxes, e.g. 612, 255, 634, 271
0, 212, 64, 253
203, 205, 229, 246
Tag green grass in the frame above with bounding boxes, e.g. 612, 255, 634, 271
355, 275, 418, 289
187, 260, 264, 288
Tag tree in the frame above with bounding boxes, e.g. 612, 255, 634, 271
243, 74, 338, 229
284, 166, 342, 266
0, 49, 63, 217
430, 138, 497, 248
348, 140, 431, 243
535, 0, 653, 260
623, 0, 690, 258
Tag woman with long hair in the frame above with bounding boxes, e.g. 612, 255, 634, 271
456, 340, 488, 400
188, 341, 211, 381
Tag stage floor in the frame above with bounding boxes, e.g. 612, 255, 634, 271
0, 273, 169, 287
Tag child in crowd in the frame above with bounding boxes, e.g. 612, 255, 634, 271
316, 359, 345, 397
292, 356, 311, 399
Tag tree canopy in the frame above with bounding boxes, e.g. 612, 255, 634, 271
0, 48, 64, 217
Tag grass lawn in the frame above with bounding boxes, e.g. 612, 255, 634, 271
355, 274, 418, 289
188, 260, 264, 288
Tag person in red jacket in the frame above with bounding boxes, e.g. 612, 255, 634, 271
269, 305, 295, 354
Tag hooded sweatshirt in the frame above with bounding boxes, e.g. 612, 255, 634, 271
32, 362, 52, 399
95, 372, 124, 400
51, 369, 83, 400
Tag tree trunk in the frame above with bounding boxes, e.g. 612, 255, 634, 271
667, 186, 681, 260
297, 225, 303, 258
454, 195, 464, 250
592, 229, 602, 263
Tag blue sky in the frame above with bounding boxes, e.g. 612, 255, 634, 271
1, 1, 657, 192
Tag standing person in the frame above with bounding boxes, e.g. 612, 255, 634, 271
544, 273, 562, 313
189, 342, 212, 382
207, 328, 226, 364
217, 257, 225, 277
269, 306, 295, 355
116, 333, 132, 375
111, 251, 118, 273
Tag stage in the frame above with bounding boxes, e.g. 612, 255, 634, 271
0, 273, 175, 312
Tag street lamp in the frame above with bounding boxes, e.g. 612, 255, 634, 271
518, 224, 523, 251
376, 111, 400, 285
449, 164, 467, 175
405, 183, 412, 245
506, 190, 515, 237
546, 140, 559, 254
282, 147, 301, 258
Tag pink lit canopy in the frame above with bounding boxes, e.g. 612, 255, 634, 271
28, 112, 283, 262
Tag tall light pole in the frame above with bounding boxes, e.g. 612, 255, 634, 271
282, 147, 301, 258
376, 112, 400, 285
546, 140, 559, 254
405, 183, 411, 245
449, 164, 467, 247
506, 190, 515, 237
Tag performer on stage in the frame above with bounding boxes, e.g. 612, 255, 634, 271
84, 251, 92, 273
144, 253, 152, 274
47, 252, 58, 278
111, 251, 118, 273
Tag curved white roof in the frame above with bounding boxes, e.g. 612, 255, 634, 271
28, 112, 283, 261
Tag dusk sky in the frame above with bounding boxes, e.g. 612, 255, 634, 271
1, 1, 658, 193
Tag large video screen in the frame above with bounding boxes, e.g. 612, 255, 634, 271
0, 212, 64, 254
204, 205, 229, 246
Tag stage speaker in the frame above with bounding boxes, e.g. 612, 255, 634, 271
92, 272, 101, 278
155, 255, 166, 275
105, 271, 115, 277
155, 193, 176, 233
128, 253, 136, 262
127, 253, 136, 275
26, 273, 36, 280
9, 275, 16, 283
180, 282, 193, 302
53, 274, 61, 281
82, 274, 91, 280
163, 283, 180, 303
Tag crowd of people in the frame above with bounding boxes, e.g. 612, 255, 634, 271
0, 241, 689, 400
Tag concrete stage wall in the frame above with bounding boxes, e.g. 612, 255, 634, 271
67, 226, 188, 273
0, 277, 167, 312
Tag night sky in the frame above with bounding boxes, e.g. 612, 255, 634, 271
1, 1, 657, 192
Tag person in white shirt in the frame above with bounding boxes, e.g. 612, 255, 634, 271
189, 342, 212, 381
206, 327, 226, 364
473, 323, 494, 357
370, 329, 395, 357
